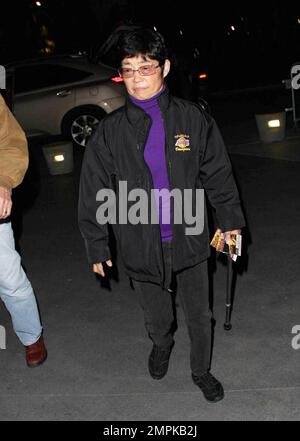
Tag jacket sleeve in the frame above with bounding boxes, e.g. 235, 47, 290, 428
78, 120, 115, 264
0, 95, 29, 190
199, 115, 246, 232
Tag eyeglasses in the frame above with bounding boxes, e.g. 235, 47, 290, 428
118, 63, 162, 78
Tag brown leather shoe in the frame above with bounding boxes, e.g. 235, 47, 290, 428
25, 336, 47, 368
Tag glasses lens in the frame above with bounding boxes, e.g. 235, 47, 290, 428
139, 65, 156, 76
119, 64, 160, 77
120, 68, 133, 78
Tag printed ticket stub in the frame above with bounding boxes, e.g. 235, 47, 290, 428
210, 230, 242, 261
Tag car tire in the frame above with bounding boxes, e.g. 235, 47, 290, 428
61, 106, 106, 147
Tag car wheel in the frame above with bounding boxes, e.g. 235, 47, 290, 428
62, 106, 106, 147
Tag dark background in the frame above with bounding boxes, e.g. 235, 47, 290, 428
1, 0, 300, 91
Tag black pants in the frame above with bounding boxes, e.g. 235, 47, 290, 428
132, 241, 212, 376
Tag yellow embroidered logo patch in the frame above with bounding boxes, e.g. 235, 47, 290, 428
175, 134, 191, 151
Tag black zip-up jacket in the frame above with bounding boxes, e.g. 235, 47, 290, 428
78, 87, 246, 285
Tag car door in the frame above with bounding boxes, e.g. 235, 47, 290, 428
13, 63, 88, 136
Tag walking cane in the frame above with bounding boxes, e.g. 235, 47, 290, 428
224, 254, 233, 331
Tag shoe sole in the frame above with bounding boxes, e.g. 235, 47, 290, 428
203, 392, 224, 403
149, 371, 167, 380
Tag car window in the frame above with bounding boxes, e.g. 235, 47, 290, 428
14, 64, 92, 94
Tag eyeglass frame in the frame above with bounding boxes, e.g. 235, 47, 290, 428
118, 61, 164, 78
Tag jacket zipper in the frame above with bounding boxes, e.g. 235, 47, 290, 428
161, 113, 172, 188
161, 111, 174, 270
137, 115, 164, 287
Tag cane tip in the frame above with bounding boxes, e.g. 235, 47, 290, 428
224, 323, 232, 331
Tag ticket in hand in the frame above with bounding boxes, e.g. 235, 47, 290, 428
210, 230, 242, 261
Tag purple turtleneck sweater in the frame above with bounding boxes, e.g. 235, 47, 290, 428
130, 86, 172, 242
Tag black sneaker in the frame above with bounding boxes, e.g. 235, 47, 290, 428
148, 342, 174, 380
192, 372, 224, 402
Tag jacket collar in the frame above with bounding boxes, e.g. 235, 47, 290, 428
125, 85, 171, 125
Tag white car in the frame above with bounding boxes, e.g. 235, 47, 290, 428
6, 55, 126, 146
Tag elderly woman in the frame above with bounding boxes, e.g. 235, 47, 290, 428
79, 28, 245, 403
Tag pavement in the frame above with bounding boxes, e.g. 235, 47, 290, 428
0, 111, 300, 421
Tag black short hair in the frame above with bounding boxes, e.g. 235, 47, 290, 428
116, 27, 168, 66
